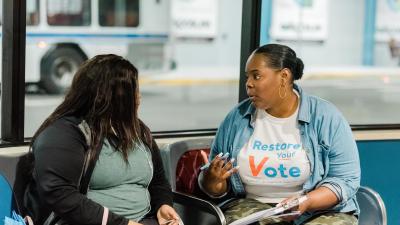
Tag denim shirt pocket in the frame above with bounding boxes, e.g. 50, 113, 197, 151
230, 145, 242, 165
230, 145, 246, 195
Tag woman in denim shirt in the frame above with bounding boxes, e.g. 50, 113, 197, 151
200, 44, 360, 225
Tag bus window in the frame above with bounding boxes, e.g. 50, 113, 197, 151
99, 0, 139, 27
47, 0, 91, 26
27, 0, 39, 26
0, 0, 39, 26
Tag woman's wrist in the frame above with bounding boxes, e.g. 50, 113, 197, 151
206, 182, 227, 196
299, 194, 312, 213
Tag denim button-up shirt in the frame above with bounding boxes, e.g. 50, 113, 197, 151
210, 84, 360, 224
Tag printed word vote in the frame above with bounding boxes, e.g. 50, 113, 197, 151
249, 156, 300, 178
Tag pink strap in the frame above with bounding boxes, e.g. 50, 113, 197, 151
102, 207, 109, 225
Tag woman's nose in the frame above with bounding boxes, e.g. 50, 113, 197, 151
246, 79, 253, 88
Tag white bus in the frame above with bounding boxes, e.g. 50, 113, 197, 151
1, 0, 170, 94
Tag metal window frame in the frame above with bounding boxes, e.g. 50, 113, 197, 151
239, 0, 262, 102
1, 0, 26, 144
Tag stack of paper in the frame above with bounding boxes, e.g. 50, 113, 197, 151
228, 195, 307, 225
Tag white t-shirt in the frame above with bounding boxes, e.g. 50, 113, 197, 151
237, 98, 311, 203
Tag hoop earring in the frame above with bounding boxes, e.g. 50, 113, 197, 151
279, 84, 287, 99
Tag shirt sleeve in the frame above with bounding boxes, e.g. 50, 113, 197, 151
148, 138, 174, 215
316, 116, 361, 209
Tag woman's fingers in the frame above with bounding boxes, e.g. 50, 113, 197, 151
200, 150, 209, 164
216, 157, 225, 168
221, 166, 239, 180
209, 153, 228, 172
277, 196, 298, 209
157, 205, 181, 225
222, 158, 235, 171
209, 152, 223, 168
207, 152, 240, 181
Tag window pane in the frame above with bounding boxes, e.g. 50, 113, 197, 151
24, 0, 241, 136
266, 0, 400, 125
27, 0, 39, 26
99, 0, 139, 27
0, 0, 2, 137
47, 0, 91, 26
0, 0, 39, 26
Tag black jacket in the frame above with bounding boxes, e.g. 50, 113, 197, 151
23, 117, 173, 225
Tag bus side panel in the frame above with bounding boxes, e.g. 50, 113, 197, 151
25, 40, 50, 83
139, 0, 170, 33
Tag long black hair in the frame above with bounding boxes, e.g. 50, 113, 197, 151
254, 43, 304, 81
31, 54, 149, 161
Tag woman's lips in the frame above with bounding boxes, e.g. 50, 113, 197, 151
248, 95, 256, 100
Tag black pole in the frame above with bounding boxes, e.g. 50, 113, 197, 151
1, 0, 26, 143
239, 0, 262, 102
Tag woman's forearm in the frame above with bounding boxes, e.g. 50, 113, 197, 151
304, 186, 339, 212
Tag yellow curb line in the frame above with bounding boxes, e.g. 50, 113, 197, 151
139, 78, 239, 86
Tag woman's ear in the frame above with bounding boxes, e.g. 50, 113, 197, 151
280, 68, 289, 81
280, 68, 292, 82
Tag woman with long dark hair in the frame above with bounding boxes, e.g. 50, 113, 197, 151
24, 54, 180, 225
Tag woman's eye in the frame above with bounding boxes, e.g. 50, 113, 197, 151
254, 75, 261, 80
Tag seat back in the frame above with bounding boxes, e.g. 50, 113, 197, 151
0, 149, 30, 224
357, 186, 387, 225
162, 138, 213, 193
160, 138, 226, 225
0, 173, 13, 225
175, 148, 210, 195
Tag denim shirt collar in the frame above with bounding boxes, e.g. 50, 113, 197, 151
242, 83, 311, 124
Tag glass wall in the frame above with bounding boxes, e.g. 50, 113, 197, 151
23, 0, 242, 136
99, 0, 139, 27
47, 0, 91, 26
263, 0, 400, 125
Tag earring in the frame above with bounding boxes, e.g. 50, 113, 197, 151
279, 83, 287, 99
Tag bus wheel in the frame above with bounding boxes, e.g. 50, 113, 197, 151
40, 47, 86, 94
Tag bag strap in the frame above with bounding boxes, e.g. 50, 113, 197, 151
77, 119, 99, 194
79, 137, 104, 194
45, 120, 104, 225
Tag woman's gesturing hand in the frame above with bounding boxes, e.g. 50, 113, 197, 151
201, 151, 239, 196
276, 195, 310, 222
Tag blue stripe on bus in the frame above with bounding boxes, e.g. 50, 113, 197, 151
0, 33, 168, 39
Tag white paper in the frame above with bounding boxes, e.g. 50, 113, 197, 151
228, 206, 283, 225
228, 196, 307, 225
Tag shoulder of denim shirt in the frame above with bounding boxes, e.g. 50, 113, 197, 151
300, 90, 347, 125
235, 98, 255, 118
215, 98, 255, 133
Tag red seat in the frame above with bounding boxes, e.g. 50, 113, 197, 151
175, 148, 210, 195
